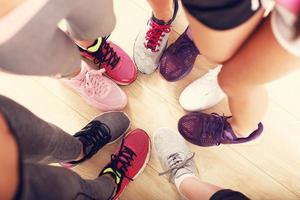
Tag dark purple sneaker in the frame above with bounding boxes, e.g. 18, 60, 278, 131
159, 27, 200, 82
178, 112, 263, 147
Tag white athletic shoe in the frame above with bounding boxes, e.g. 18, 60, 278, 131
153, 128, 198, 183
133, 0, 178, 74
179, 65, 225, 111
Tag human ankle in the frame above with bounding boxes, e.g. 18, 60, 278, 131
0, 114, 19, 200
228, 119, 257, 137
178, 176, 201, 200
75, 39, 97, 49
186, 27, 193, 40
153, 8, 173, 23
102, 174, 118, 197
74, 142, 84, 161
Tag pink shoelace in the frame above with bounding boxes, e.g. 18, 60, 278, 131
144, 21, 171, 52
82, 69, 109, 97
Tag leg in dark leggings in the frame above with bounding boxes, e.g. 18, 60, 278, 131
0, 95, 81, 163
0, 95, 115, 200
22, 163, 114, 200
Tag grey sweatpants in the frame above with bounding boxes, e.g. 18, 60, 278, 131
0, 0, 116, 77
0, 95, 115, 200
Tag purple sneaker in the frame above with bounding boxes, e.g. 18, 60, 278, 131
159, 27, 200, 82
178, 112, 263, 147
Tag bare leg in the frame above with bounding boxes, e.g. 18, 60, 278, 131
0, 113, 18, 200
179, 177, 221, 200
147, 0, 173, 22
0, 0, 24, 17
218, 18, 300, 135
185, 9, 264, 63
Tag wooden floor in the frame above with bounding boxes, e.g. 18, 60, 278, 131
1, 1, 300, 199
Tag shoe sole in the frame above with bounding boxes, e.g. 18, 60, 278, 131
235, 133, 264, 146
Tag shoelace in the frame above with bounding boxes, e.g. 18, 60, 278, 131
82, 69, 109, 97
70, 121, 111, 164
144, 21, 171, 52
110, 139, 137, 181
203, 113, 230, 145
92, 36, 120, 69
159, 152, 195, 182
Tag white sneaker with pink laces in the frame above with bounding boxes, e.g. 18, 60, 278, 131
64, 62, 127, 111
133, 0, 179, 74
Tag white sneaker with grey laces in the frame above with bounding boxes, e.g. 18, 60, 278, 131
153, 127, 198, 188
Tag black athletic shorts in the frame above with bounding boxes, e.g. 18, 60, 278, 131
181, 0, 261, 30
210, 189, 250, 200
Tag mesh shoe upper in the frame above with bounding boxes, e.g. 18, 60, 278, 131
133, 0, 179, 74
154, 128, 198, 183
159, 27, 200, 81
65, 63, 127, 111
178, 112, 264, 146
78, 37, 137, 85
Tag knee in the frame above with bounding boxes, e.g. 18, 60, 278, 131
218, 70, 240, 97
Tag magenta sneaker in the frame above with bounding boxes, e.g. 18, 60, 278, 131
78, 36, 137, 85
178, 112, 263, 147
64, 62, 127, 111
159, 27, 200, 82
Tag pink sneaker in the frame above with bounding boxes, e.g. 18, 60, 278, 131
64, 62, 127, 111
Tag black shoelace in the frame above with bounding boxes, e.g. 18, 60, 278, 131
203, 113, 230, 145
91, 36, 120, 69
69, 121, 111, 164
110, 138, 136, 181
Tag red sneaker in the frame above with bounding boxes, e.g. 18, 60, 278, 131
99, 129, 151, 199
78, 36, 137, 85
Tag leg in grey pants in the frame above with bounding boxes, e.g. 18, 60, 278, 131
0, 95, 115, 200
0, 0, 116, 77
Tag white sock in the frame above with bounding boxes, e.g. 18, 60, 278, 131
174, 173, 199, 199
